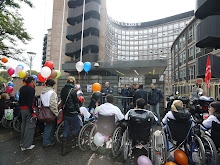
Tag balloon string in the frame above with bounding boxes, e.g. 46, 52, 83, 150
78, 72, 80, 84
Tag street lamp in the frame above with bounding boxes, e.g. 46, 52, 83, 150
27, 52, 36, 75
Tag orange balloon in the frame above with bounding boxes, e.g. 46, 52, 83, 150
165, 162, 177, 165
92, 83, 101, 92
1, 57, 8, 63
174, 150, 188, 165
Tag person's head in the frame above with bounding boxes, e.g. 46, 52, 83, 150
134, 84, 139, 89
105, 82, 110, 88
67, 76, 76, 86
122, 85, 126, 89
105, 94, 113, 104
129, 84, 133, 89
76, 84, 81, 91
24, 76, 36, 86
45, 79, 56, 87
208, 102, 220, 115
171, 100, 184, 112
136, 98, 146, 109
1, 93, 10, 100
151, 83, 156, 89
139, 84, 143, 89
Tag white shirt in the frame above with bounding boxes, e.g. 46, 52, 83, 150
202, 115, 220, 129
162, 111, 175, 124
96, 103, 124, 122
80, 107, 91, 121
125, 109, 158, 122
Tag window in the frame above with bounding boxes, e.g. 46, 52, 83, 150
175, 57, 178, 65
182, 52, 186, 62
188, 26, 193, 39
163, 26, 167, 31
188, 46, 195, 58
196, 47, 201, 54
175, 71, 178, 79
183, 69, 186, 78
158, 33, 162, 37
179, 54, 182, 64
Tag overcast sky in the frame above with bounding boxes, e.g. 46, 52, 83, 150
6, 0, 195, 72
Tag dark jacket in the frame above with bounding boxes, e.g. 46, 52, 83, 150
101, 86, 113, 96
0, 99, 10, 118
172, 107, 191, 121
60, 84, 79, 117
148, 88, 163, 105
128, 88, 135, 103
121, 88, 129, 97
19, 84, 35, 113
134, 88, 148, 105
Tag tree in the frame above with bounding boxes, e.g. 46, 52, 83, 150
0, 71, 12, 82
0, 76, 7, 84
0, 0, 33, 68
26, 70, 39, 76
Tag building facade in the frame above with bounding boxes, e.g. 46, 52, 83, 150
42, 29, 52, 67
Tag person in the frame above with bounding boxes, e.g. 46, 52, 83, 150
101, 82, 113, 103
19, 76, 36, 151
133, 84, 148, 108
78, 96, 91, 126
147, 83, 163, 123
162, 100, 191, 124
40, 79, 58, 148
76, 84, 83, 97
0, 93, 10, 119
96, 94, 124, 123
202, 101, 220, 129
120, 85, 129, 113
60, 76, 81, 156
0, 84, 6, 95
128, 84, 135, 109
125, 98, 158, 124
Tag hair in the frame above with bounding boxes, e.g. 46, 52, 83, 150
171, 100, 183, 112
106, 94, 113, 103
136, 98, 146, 109
151, 83, 156, 86
24, 76, 35, 84
45, 79, 56, 87
139, 84, 143, 89
66, 76, 76, 86
1, 93, 9, 100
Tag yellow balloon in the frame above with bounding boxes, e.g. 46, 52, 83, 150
19, 71, 26, 78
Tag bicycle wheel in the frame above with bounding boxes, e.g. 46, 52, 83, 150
1, 117, 10, 128
56, 121, 64, 143
78, 123, 93, 151
13, 116, 21, 132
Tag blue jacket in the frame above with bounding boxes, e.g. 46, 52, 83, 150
148, 88, 163, 105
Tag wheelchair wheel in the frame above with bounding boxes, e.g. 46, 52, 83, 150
112, 127, 123, 157
191, 134, 206, 165
89, 126, 99, 151
1, 117, 10, 128
13, 116, 21, 132
202, 135, 218, 165
78, 123, 93, 151
56, 121, 64, 143
122, 129, 130, 161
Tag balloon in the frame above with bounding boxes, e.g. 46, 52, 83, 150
7, 68, 15, 76
94, 132, 104, 147
92, 91, 102, 102
1, 57, 8, 63
15, 66, 23, 75
165, 162, 177, 165
137, 155, 153, 165
31, 75, 38, 82
41, 66, 51, 78
8, 83, 14, 87
38, 73, 47, 82
50, 70, 57, 79
76, 61, 84, 72
55, 70, 61, 79
84, 62, 91, 72
92, 83, 101, 92
45, 61, 54, 70
174, 150, 188, 165
24, 72, 29, 78
6, 86, 13, 94
18, 64, 24, 70
19, 71, 26, 78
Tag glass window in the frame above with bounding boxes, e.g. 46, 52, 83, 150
118, 30, 121, 34
139, 31, 143, 35
188, 46, 195, 58
139, 40, 144, 45
126, 46, 129, 50
153, 28, 157, 33
148, 40, 152, 44
135, 46, 138, 50
158, 44, 162, 48
180, 22, 185, 28
163, 32, 168, 37
122, 51, 125, 55
196, 47, 201, 54
168, 25, 173, 30
148, 45, 152, 49
122, 41, 125, 45
169, 36, 173, 41
144, 46, 148, 49
118, 45, 121, 49
175, 57, 178, 65
122, 31, 125, 35
148, 29, 152, 34
163, 37, 168, 42
144, 40, 147, 44
130, 31, 134, 35
153, 39, 157, 43
139, 46, 143, 50
188, 26, 193, 39
175, 71, 178, 79
179, 54, 182, 63
126, 41, 129, 45
130, 47, 134, 50
158, 27, 162, 32
174, 23, 178, 29
126, 36, 129, 40
158, 33, 162, 37
153, 44, 157, 48
122, 36, 125, 40
122, 46, 125, 50
163, 26, 167, 31
134, 31, 138, 35
118, 40, 121, 44
134, 41, 138, 45
144, 30, 148, 34
163, 43, 168, 47
126, 31, 129, 35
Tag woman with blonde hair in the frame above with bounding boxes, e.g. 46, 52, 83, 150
60, 76, 80, 156
162, 100, 191, 124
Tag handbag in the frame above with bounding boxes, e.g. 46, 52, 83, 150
38, 101, 56, 123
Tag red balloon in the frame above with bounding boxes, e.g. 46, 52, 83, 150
7, 68, 15, 76
38, 73, 47, 82
6, 86, 13, 93
174, 150, 188, 165
45, 61, 54, 70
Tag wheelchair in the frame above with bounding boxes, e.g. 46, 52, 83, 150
162, 117, 209, 164
89, 114, 123, 157
122, 110, 166, 164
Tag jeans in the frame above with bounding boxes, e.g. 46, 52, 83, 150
63, 115, 81, 138
150, 103, 160, 122
43, 121, 56, 146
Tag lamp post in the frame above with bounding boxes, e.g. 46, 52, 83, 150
27, 52, 36, 75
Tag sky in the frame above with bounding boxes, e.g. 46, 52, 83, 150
4, 0, 195, 72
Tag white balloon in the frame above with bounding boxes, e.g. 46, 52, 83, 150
15, 66, 23, 75
41, 66, 51, 78
76, 61, 84, 72
94, 132, 104, 147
